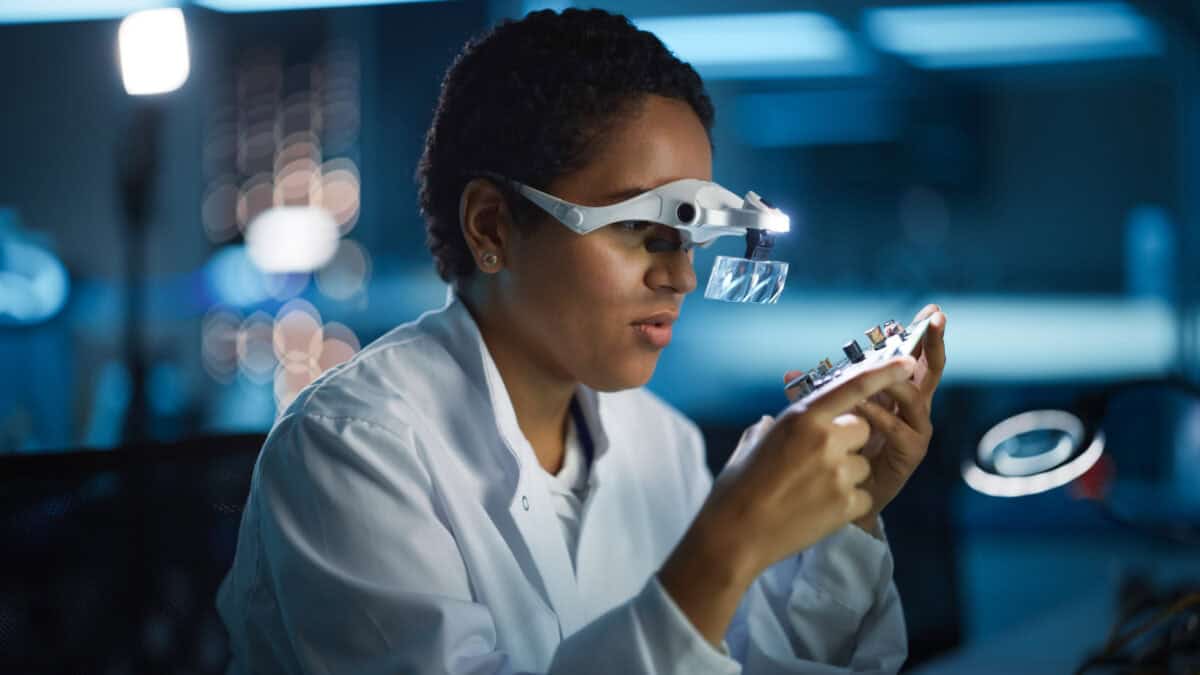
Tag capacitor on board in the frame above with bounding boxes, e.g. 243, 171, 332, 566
865, 325, 886, 350
843, 339, 865, 363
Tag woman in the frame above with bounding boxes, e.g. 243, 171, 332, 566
217, 8, 948, 674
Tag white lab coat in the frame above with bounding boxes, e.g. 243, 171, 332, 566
216, 290, 908, 674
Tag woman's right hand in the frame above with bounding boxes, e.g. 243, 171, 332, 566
705, 355, 917, 579
658, 355, 916, 646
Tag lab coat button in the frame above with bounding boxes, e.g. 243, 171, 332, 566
521, 496, 529, 511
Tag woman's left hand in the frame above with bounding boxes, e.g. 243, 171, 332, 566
784, 304, 947, 537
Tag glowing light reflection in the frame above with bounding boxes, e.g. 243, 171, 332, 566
205, 245, 270, 307
201, 307, 241, 383
202, 178, 239, 243
316, 239, 370, 300
273, 299, 323, 373
245, 206, 340, 273
320, 158, 360, 233
865, 2, 1163, 69
316, 321, 361, 371
0, 241, 70, 325
634, 12, 871, 79
236, 311, 277, 383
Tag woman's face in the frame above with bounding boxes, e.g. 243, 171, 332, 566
497, 94, 712, 392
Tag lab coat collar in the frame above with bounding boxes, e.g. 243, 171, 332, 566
422, 287, 616, 634
423, 287, 614, 485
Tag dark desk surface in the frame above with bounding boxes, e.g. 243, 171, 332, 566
912, 531, 1200, 674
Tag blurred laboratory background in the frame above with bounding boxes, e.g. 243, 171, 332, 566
1, 0, 1198, 672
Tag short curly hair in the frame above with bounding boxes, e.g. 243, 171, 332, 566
416, 8, 715, 282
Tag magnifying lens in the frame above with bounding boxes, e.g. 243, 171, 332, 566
494, 175, 792, 304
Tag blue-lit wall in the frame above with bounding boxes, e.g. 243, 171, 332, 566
1, 2, 1193, 441
1, 1, 1198, 670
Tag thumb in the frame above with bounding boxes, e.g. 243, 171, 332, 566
723, 415, 776, 473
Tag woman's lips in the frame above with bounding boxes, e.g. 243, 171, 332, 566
631, 314, 676, 349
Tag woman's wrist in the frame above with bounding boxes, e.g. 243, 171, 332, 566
852, 512, 883, 540
688, 508, 760, 588
658, 510, 758, 646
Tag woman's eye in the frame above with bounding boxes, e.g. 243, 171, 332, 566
646, 237, 680, 253
617, 220, 652, 232
613, 221, 681, 252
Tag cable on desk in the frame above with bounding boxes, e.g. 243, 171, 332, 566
1075, 592, 1200, 674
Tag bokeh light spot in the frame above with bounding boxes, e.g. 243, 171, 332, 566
316, 238, 370, 300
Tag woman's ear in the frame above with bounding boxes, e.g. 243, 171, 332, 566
459, 178, 515, 274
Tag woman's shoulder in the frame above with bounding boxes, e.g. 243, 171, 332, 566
283, 319, 462, 430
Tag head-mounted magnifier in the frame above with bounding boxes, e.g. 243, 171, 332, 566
495, 176, 792, 304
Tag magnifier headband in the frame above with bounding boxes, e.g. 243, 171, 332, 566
478, 172, 792, 304
503, 176, 789, 246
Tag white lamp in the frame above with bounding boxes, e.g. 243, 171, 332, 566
116, 7, 189, 441
118, 7, 190, 96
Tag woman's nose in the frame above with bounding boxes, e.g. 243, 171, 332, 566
647, 247, 697, 296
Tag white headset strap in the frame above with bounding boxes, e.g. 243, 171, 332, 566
505, 176, 789, 243
513, 180, 693, 234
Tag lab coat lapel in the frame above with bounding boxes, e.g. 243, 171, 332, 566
480, 345, 588, 636
567, 391, 649, 623
432, 290, 587, 636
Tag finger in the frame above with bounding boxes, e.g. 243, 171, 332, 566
919, 312, 948, 399
784, 370, 805, 402
831, 412, 871, 452
909, 304, 940, 360
744, 415, 775, 447
871, 390, 896, 413
803, 356, 916, 422
855, 399, 925, 466
735, 415, 774, 449
914, 303, 941, 322
882, 380, 931, 435
855, 398, 916, 443
860, 427, 887, 460
846, 487, 874, 521
726, 415, 776, 471
839, 453, 871, 488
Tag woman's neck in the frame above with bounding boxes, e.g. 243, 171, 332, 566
460, 288, 575, 475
